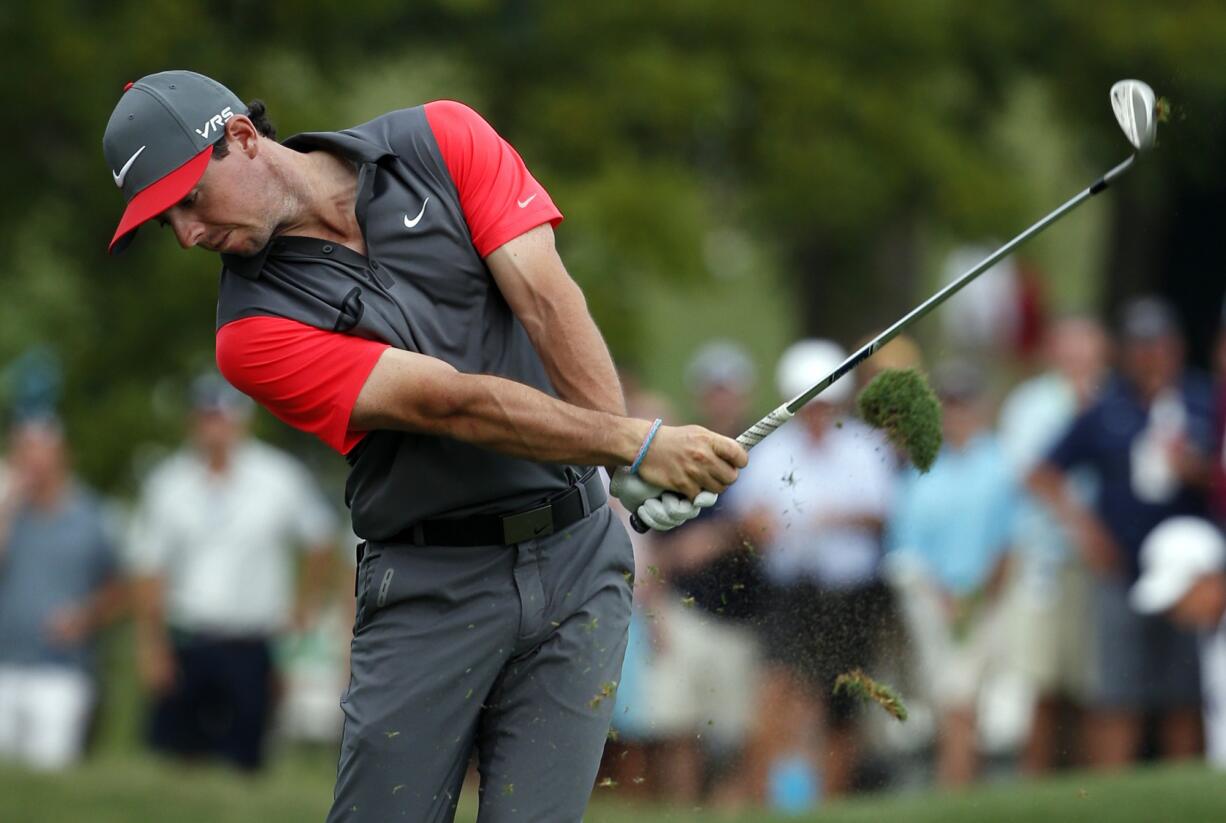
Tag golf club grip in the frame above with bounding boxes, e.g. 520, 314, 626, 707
737, 405, 795, 450
629, 406, 794, 534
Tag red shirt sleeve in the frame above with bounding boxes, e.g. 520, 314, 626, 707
424, 100, 563, 258
216, 316, 389, 454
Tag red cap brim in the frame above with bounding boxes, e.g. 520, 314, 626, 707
108, 146, 213, 254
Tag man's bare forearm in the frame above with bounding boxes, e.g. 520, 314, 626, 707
1027, 463, 1085, 530
294, 546, 336, 625
445, 373, 638, 463
132, 575, 169, 645
353, 348, 648, 468
0, 488, 23, 561
353, 348, 746, 497
83, 580, 129, 633
1028, 462, 1121, 572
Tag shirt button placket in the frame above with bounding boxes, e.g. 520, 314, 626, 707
368, 257, 392, 288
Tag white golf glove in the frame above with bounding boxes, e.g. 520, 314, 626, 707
636, 490, 719, 531
609, 468, 718, 532
609, 466, 660, 511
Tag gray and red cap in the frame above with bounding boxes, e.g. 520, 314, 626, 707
102, 70, 246, 253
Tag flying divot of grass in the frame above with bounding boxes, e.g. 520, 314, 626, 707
833, 668, 908, 722
857, 368, 942, 473
1155, 96, 1171, 124
589, 680, 618, 709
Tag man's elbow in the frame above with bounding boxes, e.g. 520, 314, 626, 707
1026, 462, 1055, 492
518, 279, 583, 342
353, 353, 472, 433
364, 387, 462, 435
1026, 463, 1068, 508
409, 373, 470, 428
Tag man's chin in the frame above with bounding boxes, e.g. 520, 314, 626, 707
224, 233, 268, 257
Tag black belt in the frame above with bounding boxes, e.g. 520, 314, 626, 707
385, 469, 606, 547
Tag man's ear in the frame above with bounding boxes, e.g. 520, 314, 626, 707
225, 115, 261, 158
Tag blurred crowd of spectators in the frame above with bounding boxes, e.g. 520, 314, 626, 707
0, 375, 351, 773
604, 294, 1226, 812
3, 292, 1226, 817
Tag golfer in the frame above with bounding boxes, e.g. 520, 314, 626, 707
103, 70, 745, 821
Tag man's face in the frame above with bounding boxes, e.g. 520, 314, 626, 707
798, 401, 836, 439
1121, 334, 1183, 399
8, 423, 67, 488
1168, 573, 1226, 630
941, 397, 983, 448
1047, 319, 1108, 389
191, 409, 246, 456
697, 384, 749, 435
156, 118, 280, 256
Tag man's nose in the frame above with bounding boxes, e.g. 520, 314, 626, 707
170, 216, 206, 249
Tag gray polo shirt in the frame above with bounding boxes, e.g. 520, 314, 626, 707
216, 105, 579, 540
0, 485, 117, 671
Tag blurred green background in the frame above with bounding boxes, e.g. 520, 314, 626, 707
4, 0, 1226, 496
3, 2, 1226, 821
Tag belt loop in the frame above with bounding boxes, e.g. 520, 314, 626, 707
411, 522, 425, 545
576, 473, 592, 518
354, 541, 366, 598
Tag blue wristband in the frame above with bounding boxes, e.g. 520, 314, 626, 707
630, 418, 663, 475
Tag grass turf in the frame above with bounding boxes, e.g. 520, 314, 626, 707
856, 368, 942, 473
2, 751, 1223, 823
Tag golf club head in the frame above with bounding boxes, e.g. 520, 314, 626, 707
1111, 80, 1157, 152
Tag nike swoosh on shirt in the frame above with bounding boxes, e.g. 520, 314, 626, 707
404, 197, 430, 228
517, 194, 537, 209
112, 145, 147, 188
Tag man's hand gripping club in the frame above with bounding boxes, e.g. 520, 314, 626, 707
349, 347, 746, 532
610, 423, 747, 532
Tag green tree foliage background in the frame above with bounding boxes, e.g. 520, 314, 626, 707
1, 0, 1223, 491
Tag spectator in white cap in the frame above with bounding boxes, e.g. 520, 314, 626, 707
684, 339, 757, 439
1132, 516, 1226, 768
732, 339, 896, 803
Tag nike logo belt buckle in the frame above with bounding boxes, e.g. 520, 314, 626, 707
501, 504, 554, 544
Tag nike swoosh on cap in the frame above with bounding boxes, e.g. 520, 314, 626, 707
404, 197, 430, 228
112, 145, 147, 189
517, 193, 537, 209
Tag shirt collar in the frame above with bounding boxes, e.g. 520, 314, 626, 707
220, 129, 396, 280
221, 240, 274, 281
282, 129, 398, 164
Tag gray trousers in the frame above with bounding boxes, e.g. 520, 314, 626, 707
326, 504, 633, 823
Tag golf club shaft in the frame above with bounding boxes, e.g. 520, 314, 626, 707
738, 153, 1137, 450
630, 153, 1136, 534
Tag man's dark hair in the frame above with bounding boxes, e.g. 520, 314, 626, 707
212, 99, 276, 159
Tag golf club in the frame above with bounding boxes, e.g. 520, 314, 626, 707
631, 79, 1158, 533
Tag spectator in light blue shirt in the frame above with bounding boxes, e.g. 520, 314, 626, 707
885, 361, 1015, 787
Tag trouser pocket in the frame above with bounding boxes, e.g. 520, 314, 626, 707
352, 542, 382, 634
